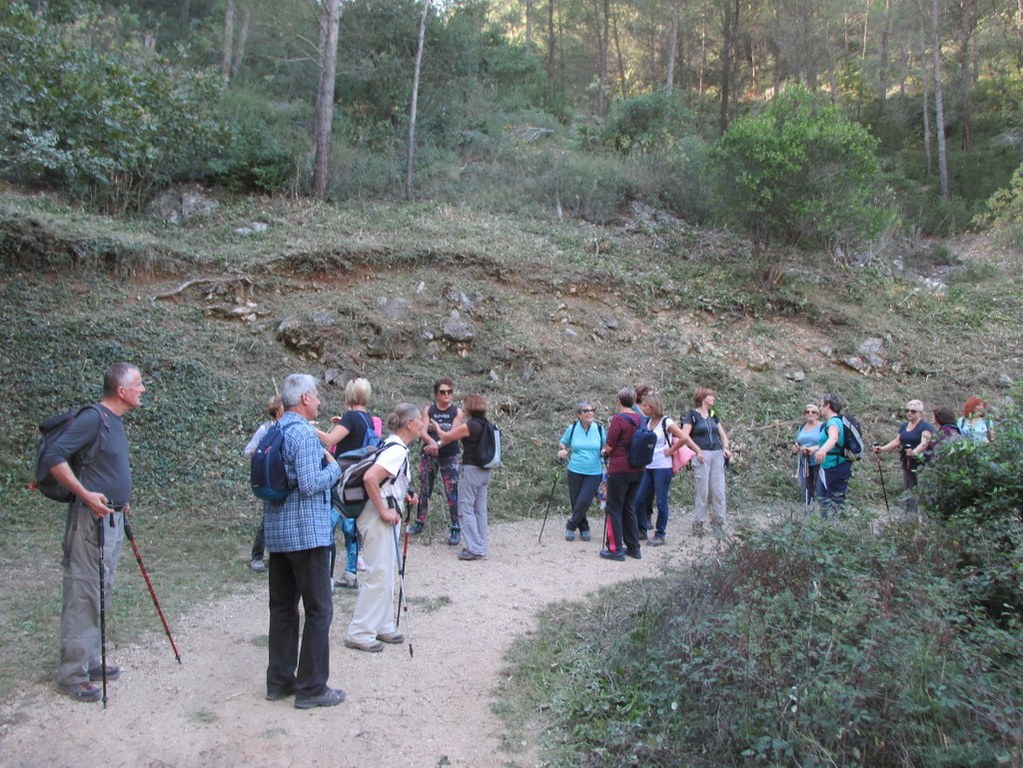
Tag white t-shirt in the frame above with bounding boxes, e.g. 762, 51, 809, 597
647, 417, 674, 470
374, 435, 411, 504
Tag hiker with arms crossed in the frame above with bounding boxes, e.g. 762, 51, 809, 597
263, 374, 344, 709
409, 377, 464, 545
43, 362, 145, 702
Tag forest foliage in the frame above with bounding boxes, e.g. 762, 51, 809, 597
2, 0, 1023, 243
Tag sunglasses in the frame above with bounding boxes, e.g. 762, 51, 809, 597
907, 408, 919, 413
804, 410, 818, 415
437, 388, 453, 395
579, 408, 594, 413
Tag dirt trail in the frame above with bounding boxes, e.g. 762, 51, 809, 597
0, 517, 738, 768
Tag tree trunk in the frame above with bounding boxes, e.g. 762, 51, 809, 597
612, 4, 627, 98
405, 0, 430, 201
547, 0, 557, 106
221, 0, 236, 80
931, 0, 950, 198
312, 0, 341, 198
956, 0, 976, 152
719, 0, 734, 134
180, 0, 191, 28
230, 4, 250, 78
666, 0, 680, 95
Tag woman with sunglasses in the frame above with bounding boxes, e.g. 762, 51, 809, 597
557, 401, 605, 542
793, 404, 822, 506
874, 399, 933, 516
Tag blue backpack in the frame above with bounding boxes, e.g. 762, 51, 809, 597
335, 411, 383, 465
623, 413, 657, 468
250, 422, 295, 501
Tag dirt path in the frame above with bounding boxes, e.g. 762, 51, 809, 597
0, 517, 739, 768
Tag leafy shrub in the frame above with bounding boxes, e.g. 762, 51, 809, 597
918, 404, 1023, 625
525, 150, 634, 223
975, 163, 1023, 248
710, 85, 888, 252
509, 517, 1022, 767
0, 6, 226, 211
599, 91, 695, 154
207, 89, 310, 194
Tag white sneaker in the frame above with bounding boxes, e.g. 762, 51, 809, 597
356, 554, 367, 572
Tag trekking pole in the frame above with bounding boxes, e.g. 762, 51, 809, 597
798, 453, 809, 506
537, 463, 563, 544
396, 509, 412, 631
873, 448, 891, 515
96, 516, 109, 709
392, 525, 414, 658
124, 514, 182, 664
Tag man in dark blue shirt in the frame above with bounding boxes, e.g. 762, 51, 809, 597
43, 362, 145, 703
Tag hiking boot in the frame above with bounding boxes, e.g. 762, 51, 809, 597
344, 637, 385, 653
447, 529, 461, 546
265, 685, 295, 701
565, 529, 576, 541
334, 571, 358, 590
457, 549, 482, 561
56, 682, 101, 703
88, 664, 121, 682
649, 536, 666, 547
580, 530, 592, 542
626, 548, 642, 560
691, 521, 705, 537
407, 521, 425, 536
294, 687, 346, 709
376, 632, 405, 644
638, 530, 649, 541
249, 559, 267, 573
599, 549, 625, 561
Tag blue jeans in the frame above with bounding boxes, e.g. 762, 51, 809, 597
816, 461, 852, 518
637, 467, 673, 537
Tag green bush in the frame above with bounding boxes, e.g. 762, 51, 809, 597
917, 405, 1023, 626
599, 90, 696, 154
975, 163, 1023, 248
710, 86, 888, 252
207, 89, 310, 194
509, 517, 1022, 766
0, 5, 226, 211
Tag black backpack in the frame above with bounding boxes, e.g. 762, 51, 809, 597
33, 405, 108, 502
476, 418, 502, 469
623, 413, 657, 468
250, 422, 296, 501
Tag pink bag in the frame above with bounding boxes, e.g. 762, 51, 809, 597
671, 445, 695, 475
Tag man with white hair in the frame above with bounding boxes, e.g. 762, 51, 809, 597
263, 374, 344, 709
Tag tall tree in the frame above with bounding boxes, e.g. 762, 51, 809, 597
929, 0, 950, 197
311, 0, 341, 197
405, 0, 430, 200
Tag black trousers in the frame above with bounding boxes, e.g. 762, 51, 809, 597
604, 471, 642, 553
266, 546, 334, 698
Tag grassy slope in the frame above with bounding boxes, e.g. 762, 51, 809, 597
0, 188, 1020, 700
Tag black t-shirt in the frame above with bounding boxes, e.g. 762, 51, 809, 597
461, 418, 487, 467
428, 403, 460, 457
335, 410, 373, 455
683, 409, 723, 452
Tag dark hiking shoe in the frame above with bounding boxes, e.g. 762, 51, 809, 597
599, 549, 625, 561
638, 531, 649, 541
88, 664, 121, 681
407, 521, 425, 536
457, 549, 483, 561
344, 637, 385, 653
294, 687, 346, 709
580, 530, 592, 542
447, 529, 461, 546
649, 536, 666, 547
376, 632, 405, 644
626, 548, 642, 560
265, 686, 295, 701
57, 682, 101, 703
565, 529, 576, 541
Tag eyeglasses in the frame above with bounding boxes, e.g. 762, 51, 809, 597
804, 410, 818, 415
906, 408, 919, 413
437, 389, 453, 395
579, 408, 594, 413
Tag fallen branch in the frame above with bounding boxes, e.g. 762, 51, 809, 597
151, 276, 255, 301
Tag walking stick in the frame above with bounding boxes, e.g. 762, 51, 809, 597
96, 516, 109, 708
124, 515, 182, 663
396, 509, 412, 631
537, 465, 562, 544
873, 449, 891, 514
392, 524, 413, 658
798, 453, 809, 506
